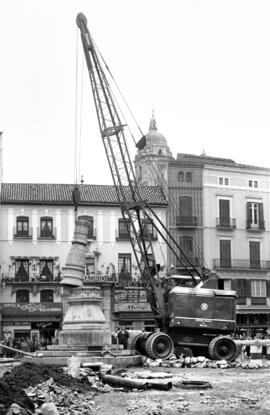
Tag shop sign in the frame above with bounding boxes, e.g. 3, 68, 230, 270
114, 289, 147, 303
114, 302, 151, 312
0, 303, 63, 315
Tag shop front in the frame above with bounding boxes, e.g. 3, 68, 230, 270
113, 287, 155, 330
236, 309, 270, 337
0, 302, 63, 345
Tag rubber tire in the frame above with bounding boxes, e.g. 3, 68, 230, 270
130, 332, 152, 355
145, 332, 174, 360
208, 336, 237, 361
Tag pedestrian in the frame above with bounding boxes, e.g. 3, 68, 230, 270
117, 326, 129, 350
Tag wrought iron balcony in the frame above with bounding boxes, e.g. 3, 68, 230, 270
37, 227, 57, 239
176, 216, 197, 228
216, 218, 236, 229
213, 258, 270, 270
1, 273, 61, 284
246, 220, 265, 231
116, 228, 131, 240
13, 227, 33, 239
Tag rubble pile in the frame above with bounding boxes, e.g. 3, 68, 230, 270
0, 362, 101, 415
142, 355, 269, 369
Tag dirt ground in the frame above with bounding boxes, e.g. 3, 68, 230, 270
94, 366, 270, 415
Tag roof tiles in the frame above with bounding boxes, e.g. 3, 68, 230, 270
1, 183, 167, 206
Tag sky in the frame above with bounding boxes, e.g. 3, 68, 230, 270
0, 0, 270, 185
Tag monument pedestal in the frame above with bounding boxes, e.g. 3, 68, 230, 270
58, 286, 111, 348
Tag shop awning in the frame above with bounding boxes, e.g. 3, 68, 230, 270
237, 308, 270, 314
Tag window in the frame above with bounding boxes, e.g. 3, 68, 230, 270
249, 241, 261, 269
78, 215, 94, 239
218, 199, 231, 228
118, 254, 131, 284
16, 290, 29, 303
158, 149, 163, 155
248, 180, 259, 188
218, 177, 229, 186
247, 202, 264, 230
219, 240, 231, 268
40, 217, 53, 238
118, 218, 131, 239
15, 259, 29, 281
178, 171, 184, 182
16, 216, 30, 237
179, 196, 192, 216
40, 290, 54, 302
186, 172, 192, 182
142, 220, 156, 240
251, 280, 266, 297
40, 259, 53, 281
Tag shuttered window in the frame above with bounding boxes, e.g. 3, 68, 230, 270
219, 240, 231, 268
249, 241, 261, 269
219, 199, 230, 226
179, 196, 192, 216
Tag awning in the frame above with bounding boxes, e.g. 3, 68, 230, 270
237, 308, 270, 314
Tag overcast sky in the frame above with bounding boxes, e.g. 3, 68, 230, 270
0, 0, 270, 185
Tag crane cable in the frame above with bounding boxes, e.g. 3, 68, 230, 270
74, 28, 84, 186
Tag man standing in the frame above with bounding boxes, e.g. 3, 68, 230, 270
117, 326, 129, 350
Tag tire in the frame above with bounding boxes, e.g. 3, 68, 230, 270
208, 336, 237, 361
145, 332, 174, 360
130, 332, 152, 355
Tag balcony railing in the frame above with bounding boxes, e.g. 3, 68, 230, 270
37, 227, 57, 239
176, 216, 197, 228
246, 220, 265, 231
13, 227, 33, 239
2, 274, 61, 284
213, 258, 270, 270
216, 218, 236, 229
116, 228, 131, 240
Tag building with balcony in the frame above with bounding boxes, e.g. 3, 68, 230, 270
0, 182, 167, 342
202, 154, 270, 335
135, 116, 270, 335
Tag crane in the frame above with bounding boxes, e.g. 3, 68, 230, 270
76, 13, 238, 361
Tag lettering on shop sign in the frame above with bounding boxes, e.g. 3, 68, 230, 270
114, 302, 152, 312
114, 289, 148, 303
0, 303, 63, 314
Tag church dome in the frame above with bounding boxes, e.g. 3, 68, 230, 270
145, 113, 167, 146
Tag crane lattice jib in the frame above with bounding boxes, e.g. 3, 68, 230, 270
76, 13, 167, 320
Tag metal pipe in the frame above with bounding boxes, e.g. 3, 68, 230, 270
0, 342, 43, 357
101, 374, 149, 389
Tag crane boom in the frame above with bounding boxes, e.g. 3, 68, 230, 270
76, 12, 167, 321
76, 13, 206, 327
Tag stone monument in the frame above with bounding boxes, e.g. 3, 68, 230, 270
58, 218, 111, 348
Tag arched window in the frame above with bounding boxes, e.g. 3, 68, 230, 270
186, 172, 192, 182
40, 290, 54, 303
158, 149, 163, 155
16, 290, 29, 303
138, 166, 142, 180
78, 215, 94, 239
178, 171, 184, 182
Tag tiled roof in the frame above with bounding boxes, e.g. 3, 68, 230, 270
1, 183, 167, 206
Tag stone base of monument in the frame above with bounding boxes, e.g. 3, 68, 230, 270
23, 286, 142, 367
